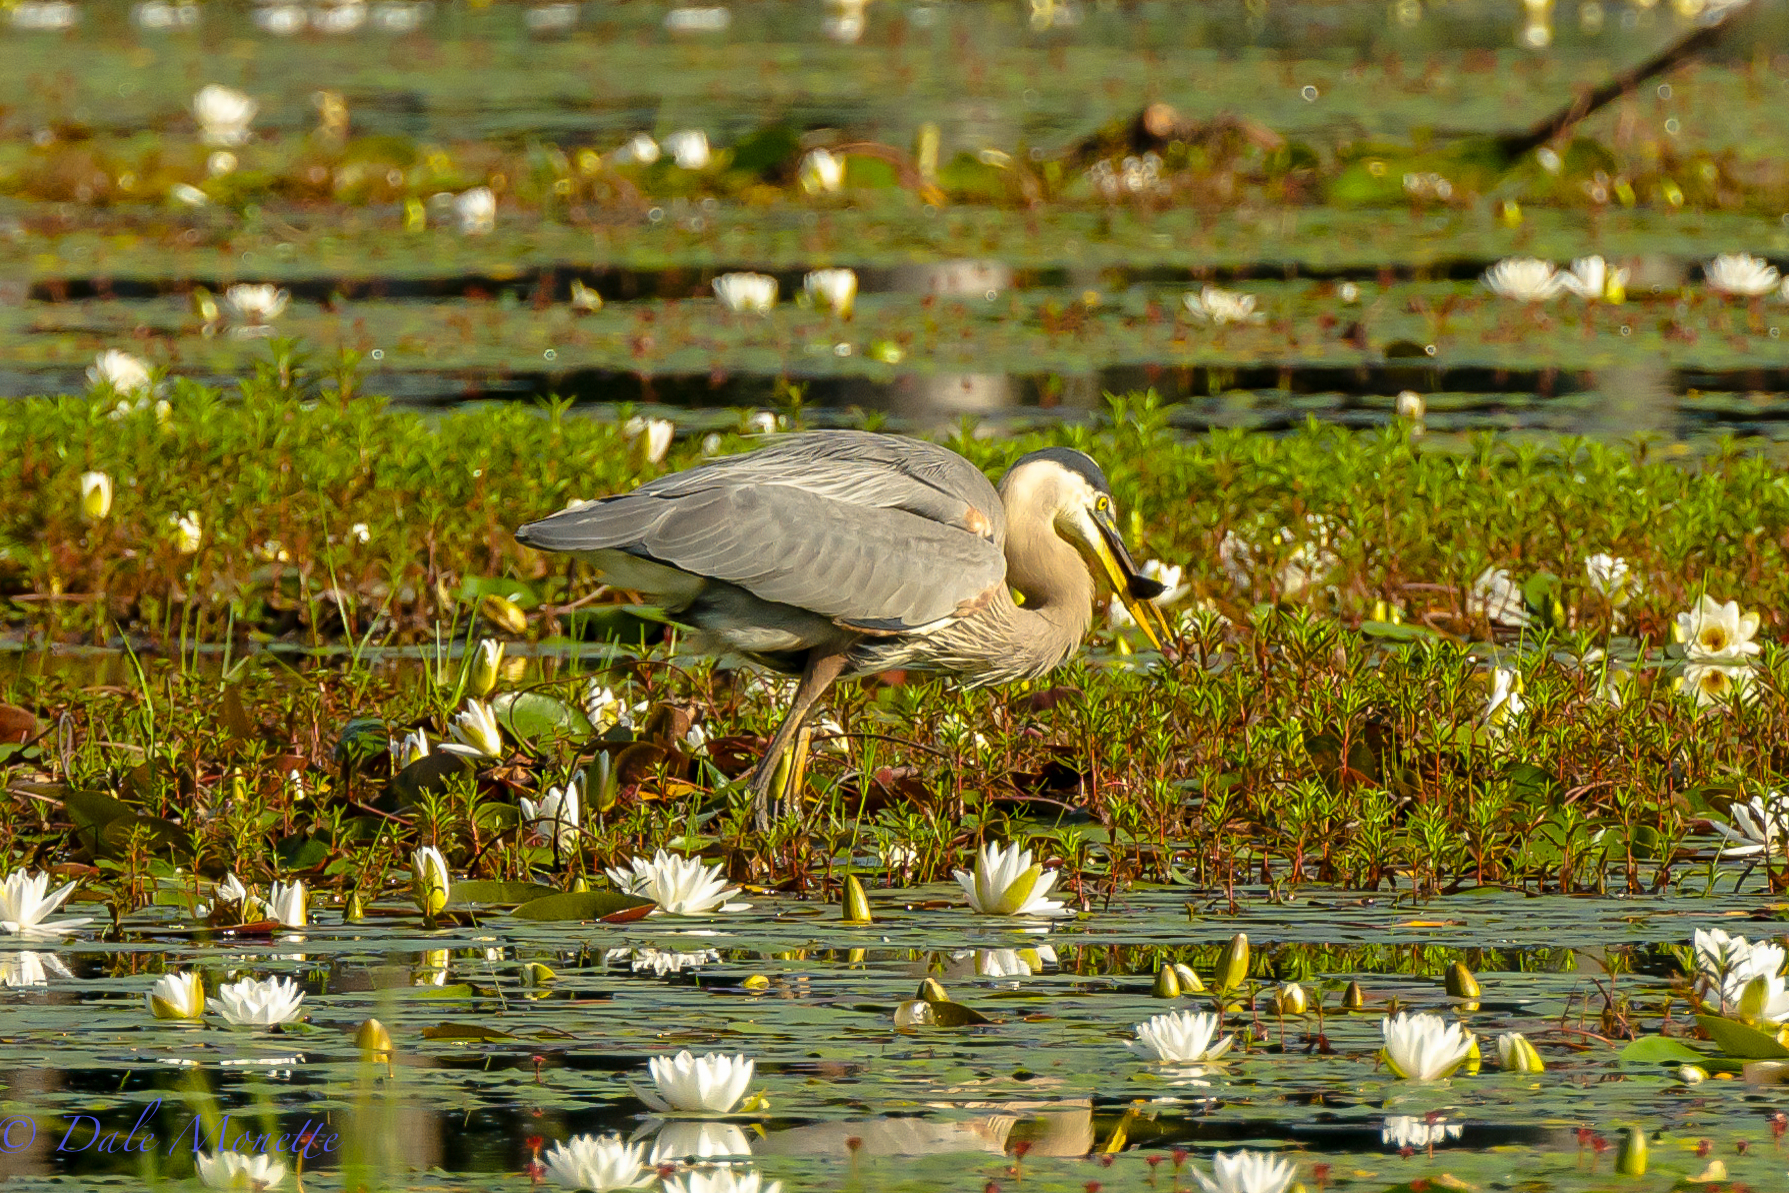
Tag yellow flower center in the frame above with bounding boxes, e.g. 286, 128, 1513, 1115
1701, 628, 1730, 653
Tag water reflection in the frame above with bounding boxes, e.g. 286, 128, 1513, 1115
641, 1119, 755, 1161
0, 952, 70, 987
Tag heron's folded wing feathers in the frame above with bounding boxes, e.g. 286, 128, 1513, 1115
524, 483, 1006, 631
632, 431, 1006, 544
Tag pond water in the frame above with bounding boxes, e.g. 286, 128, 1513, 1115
0, 884, 1780, 1191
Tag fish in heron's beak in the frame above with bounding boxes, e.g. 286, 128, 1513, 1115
1087, 506, 1175, 651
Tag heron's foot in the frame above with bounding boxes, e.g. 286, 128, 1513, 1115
746, 757, 781, 831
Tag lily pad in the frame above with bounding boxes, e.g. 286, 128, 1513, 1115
448, 880, 561, 907
510, 891, 655, 922
491, 690, 594, 748
1696, 1014, 1789, 1060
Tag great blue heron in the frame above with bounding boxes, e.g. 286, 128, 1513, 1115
516, 430, 1171, 822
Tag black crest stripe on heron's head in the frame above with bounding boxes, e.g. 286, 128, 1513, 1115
1014, 447, 1110, 495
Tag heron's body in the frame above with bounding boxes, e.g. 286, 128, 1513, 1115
516, 430, 1167, 821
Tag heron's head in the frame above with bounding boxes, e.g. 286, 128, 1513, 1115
999, 447, 1173, 648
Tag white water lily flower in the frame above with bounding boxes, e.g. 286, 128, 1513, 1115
613, 132, 661, 164
953, 840, 1069, 917
1183, 285, 1264, 325
389, 729, 429, 768
541, 1133, 654, 1191
664, 1170, 781, 1193
1467, 566, 1531, 627
1681, 661, 1756, 709
1693, 927, 1788, 1012
1128, 1010, 1236, 1063
1481, 667, 1525, 730
443, 698, 504, 758
1379, 1011, 1473, 1080
607, 851, 747, 915
196, 872, 262, 921
0, 870, 92, 937
1705, 252, 1780, 298
1559, 255, 1628, 302
192, 84, 256, 146
1713, 793, 1789, 858
222, 283, 289, 328
804, 268, 857, 317
798, 147, 844, 194
195, 1149, 287, 1189
266, 880, 305, 928
744, 410, 780, 435
455, 186, 496, 235
214, 976, 305, 1027
1675, 594, 1762, 662
1482, 256, 1564, 302
88, 350, 153, 396
1381, 1115, 1463, 1149
146, 971, 206, 1019
170, 511, 202, 555
1396, 390, 1426, 420
713, 272, 778, 313
0, 951, 71, 988
634, 1050, 756, 1114
1191, 1149, 1297, 1193
80, 471, 113, 521
624, 416, 676, 463
584, 682, 637, 732
665, 129, 711, 170
1585, 553, 1636, 607
521, 774, 582, 852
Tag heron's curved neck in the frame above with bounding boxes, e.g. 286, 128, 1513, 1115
1001, 494, 1093, 661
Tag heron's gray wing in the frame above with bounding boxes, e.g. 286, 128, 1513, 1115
629, 431, 1006, 545
518, 475, 1007, 631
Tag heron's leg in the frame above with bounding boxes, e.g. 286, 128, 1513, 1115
749, 647, 849, 830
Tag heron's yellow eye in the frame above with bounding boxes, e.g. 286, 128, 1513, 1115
1095, 496, 1110, 513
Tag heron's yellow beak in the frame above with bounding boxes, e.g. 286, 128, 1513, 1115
1086, 507, 1174, 651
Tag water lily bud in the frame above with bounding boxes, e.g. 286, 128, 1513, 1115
1214, 933, 1250, 992
1463, 1032, 1482, 1075
356, 1017, 393, 1058
1614, 1126, 1647, 1175
480, 593, 528, 635
571, 875, 589, 893
469, 638, 503, 697
589, 753, 617, 813
916, 977, 949, 1004
841, 874, 873, 923
1677, 1064, 1707, 1084
1445, 961, 1481, 999
1497, 1031, 1545, 1073
521, 962, 556, 985
80, 471, 113, 521
1275, 981, 1309, 1015
146, 972, 205, 1020
1168, 962, 1204, 993
1341, 981, 1367, 1011
1152, 965, 1181, 999
741, 974, 770, 991
411, 846, 450, 918
342, 891, 366, 923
